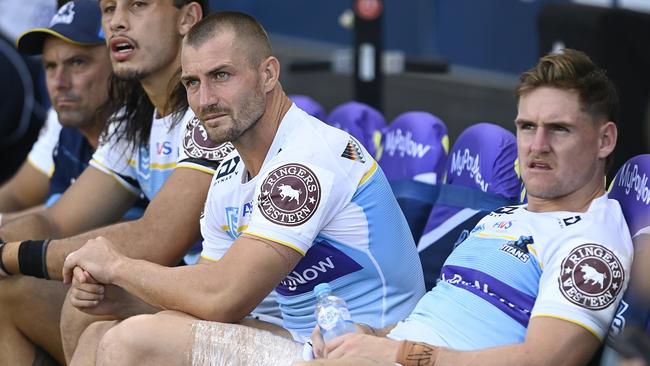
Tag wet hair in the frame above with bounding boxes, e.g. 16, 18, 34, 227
99, 0, 207, 148
184, 11, 272, 68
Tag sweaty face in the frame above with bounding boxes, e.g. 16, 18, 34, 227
181, 31, 266, 145
516, 87, 605, 202
99, 0, 182, 80
42, 37, 112, 128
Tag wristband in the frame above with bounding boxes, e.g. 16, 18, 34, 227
396, 340, 439, 366
18, 240, 47, 278
42, 239, 51, 280
0, 241, 9, 276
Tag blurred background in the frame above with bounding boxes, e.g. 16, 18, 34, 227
2, 0, 649, 180
207, 0, 649, 176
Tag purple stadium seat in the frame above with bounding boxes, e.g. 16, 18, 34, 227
607, 154, 650, 340
418, 122, 521, 289
378, 111, 448, 184
326, 101, 386, 159
289, 94, 326, 121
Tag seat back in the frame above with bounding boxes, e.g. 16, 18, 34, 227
378, 111, 448, 184
289, 94, 326, 121
326, 101, 386, 159
379, 111, 448, 241
418, 122, 521, 289
607, 154, 650, 342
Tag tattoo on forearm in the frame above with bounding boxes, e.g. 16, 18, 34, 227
396, 341, 438, 366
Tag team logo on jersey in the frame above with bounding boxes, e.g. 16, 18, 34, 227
136, 144, 151, 180
558, 243, 624, 310
183, 117, 233, 161
499, 236, 533, 263
341, 138, 365, 163
258, 163, 321, 226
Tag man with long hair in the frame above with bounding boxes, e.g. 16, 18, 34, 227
0, 1, 233, 364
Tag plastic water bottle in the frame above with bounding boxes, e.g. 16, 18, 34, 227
314, 283, 357, 342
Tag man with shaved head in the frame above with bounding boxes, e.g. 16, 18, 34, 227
62, 11, 424, 365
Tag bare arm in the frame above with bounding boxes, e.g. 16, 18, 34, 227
1, 204, 46, 225
1, 167, 212, 280
64, 233, 302, 323
0, 161, 49, 212
322, 317, 600, 366
0, 166, 136, 241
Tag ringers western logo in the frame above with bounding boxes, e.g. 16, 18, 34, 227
183, 117, 233, 161
559, 244, 624, 310
258, 163, 321, 226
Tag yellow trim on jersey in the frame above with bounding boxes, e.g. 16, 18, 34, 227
26, 156, 54, 177
531, 314, 602, 341
90, 159, 140, 197
127, 160, 177, 170
220, 225, 249, 235
175, 163, 216, 175
199, 254, 220, 262
527, 244, 543, 269
475, 232, 518, 241
358, 161, 378, 187
243, 231, 306, 256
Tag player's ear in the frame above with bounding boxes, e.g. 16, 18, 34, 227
598, 121, 617, 160
178, 1, 202, 36
260, 56, 279, 93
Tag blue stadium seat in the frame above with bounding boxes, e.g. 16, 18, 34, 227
289, 94, 326, 121
326, 101, 386, 159
417, 122, 521, 290
379, 111, 448, 242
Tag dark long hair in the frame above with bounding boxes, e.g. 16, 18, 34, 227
98, 0, 207, 148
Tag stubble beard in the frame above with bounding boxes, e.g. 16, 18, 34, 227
203, 89, 266, 145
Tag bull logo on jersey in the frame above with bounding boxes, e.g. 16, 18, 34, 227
183, 117, 233, 161
580, 264, 606, 289
278, 184, 302, 204
559, 244, 624, 310
258, 163, 321, 226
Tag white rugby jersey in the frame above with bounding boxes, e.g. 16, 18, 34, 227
200, 104, 425, 341
90, 108, 232, 200
27, 108, 61, 177
388, 195, 633, 350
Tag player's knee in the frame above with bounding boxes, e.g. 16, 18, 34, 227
96, 315, 158, 363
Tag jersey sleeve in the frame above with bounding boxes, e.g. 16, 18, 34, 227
243, 158, 355, 255
199, 174, 234, 262
88, 120, 141, 196
176, 114, 233, 174
531, 231, 632, 340
27, 108, 61, 177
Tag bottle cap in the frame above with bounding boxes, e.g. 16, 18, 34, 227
313, 283, 332, 297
